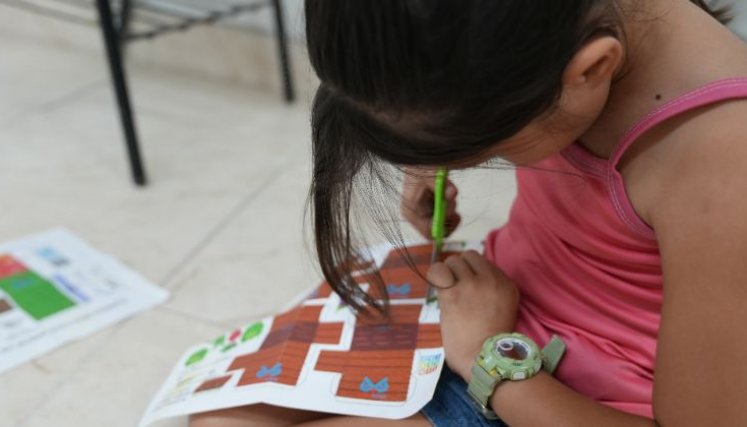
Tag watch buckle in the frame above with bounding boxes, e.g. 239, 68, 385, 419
473, 400, 499, 420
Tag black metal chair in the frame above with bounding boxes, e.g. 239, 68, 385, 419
1, 0, 295, 186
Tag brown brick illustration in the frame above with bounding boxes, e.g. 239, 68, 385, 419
196, 305, 344, 392
194, 244, 445, 399
308, 281, 335, 299
0, 298, 12, 314
315, 304, 441, 402
195, 375, 232, 392
363, 244, 463, 300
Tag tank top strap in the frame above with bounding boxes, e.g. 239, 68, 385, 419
607, 77, 747, 238
611, 77, 747, 166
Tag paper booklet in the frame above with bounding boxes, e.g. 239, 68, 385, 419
0, 228, 168, 374
140, 241, 481, 426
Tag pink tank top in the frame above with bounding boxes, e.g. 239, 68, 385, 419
485, 78, 747, 418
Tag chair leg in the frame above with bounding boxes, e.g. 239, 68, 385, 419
271, 0, 295, 103
95, 0, 147, 186
118, 0, 132, 52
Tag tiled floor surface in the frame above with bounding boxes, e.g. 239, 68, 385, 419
0, 22, 516, 427
3, 4, 747, 427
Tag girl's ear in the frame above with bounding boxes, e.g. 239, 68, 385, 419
562, 36, 624, 88
555, 36, 624, 122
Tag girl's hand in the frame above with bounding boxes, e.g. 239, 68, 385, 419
427, 250, 520, 382
400, 168, 460, 239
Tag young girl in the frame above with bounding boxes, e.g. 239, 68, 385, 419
192, 0, 747, 425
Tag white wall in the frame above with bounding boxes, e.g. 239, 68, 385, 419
229, 0, 305, 42
729, 0, 747, 40
265, 0, 747, 43
1, 0, 745, 93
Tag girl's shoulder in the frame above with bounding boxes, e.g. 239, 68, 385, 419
659, 97, 747, 170
620, 96, 747, 228
657, 97, 747, 165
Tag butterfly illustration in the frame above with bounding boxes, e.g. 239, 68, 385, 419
386, 283, 411, 296
256, 362, 283, 379
359, 376, 389, 394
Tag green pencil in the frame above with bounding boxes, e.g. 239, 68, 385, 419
427, 168, 448, 303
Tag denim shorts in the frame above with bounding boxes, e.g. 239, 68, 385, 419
421, 365, 509, 427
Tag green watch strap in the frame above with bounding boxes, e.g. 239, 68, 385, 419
467, 364, 500, 420
468, 363, 500, 407
541, 335, 566, 375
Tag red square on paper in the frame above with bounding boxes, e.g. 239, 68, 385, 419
0, 255, 28, 279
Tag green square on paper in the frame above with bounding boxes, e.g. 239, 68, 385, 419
0, 271, 76, 320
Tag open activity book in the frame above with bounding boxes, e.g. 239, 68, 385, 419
0, 229, 168, 374
140, 241, 482, 426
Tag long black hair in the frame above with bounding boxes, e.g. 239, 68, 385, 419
306, 0, 731, 314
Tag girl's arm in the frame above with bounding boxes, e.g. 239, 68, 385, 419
646, 121, 747, 426
429, 253, 659, 427
489, 370, 656, 427
431, 121, 747, 426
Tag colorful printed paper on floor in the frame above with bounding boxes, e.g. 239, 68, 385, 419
0, 229, 169, 374
140, 241, 481, 425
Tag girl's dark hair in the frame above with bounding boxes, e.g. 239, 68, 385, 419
306, 0, 731, 314
692, 0, 733, 23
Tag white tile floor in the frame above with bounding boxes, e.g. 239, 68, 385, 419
0, 21, 517, 427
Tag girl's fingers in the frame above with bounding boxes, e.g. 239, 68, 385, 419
403, 187, 433, 219
401, 173, 459, 240
421, 221, 434, 240
417, 189, 436, 218
445, 214, 461, 237
427, 262, 456, 289
462, 250, 492, 277
445, 182, 458, 213
445, 180, 458, 200
444, 254, 476, 280
407, 215, 431, 240
401, 187, 435, 239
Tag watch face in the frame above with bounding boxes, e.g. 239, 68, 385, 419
493, 337, 532, 361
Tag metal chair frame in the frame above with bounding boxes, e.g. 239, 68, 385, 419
1, 0, 296, 186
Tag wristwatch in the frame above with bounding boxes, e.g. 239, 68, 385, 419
467, 333, 566, 420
